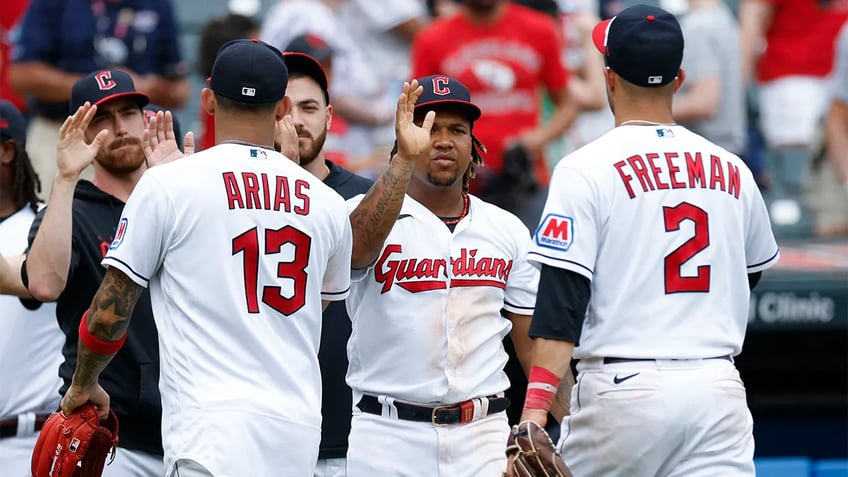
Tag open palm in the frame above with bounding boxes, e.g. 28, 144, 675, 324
56, 102, 109, 180
394, 79, 435, 163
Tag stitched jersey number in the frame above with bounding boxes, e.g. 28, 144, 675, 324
232, 226, 311, 315
662, 202, 710, 293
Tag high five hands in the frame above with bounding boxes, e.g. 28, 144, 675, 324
143, 110, 195, 167
394, 79, 435, 163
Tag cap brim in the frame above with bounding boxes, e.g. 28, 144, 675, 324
415, 99, 481, 122
93, 91, 150, 110
283, 52, 329, 92
592, 18, 612, 54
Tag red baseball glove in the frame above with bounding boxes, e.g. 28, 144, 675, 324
505, 421, 572, 477
31, 404, 119, 477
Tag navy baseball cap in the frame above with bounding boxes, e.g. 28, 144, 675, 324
283, 52, 329, 95
70, 69, 150, 114
285, 33, 333, 64
0, 100, 27, 145
210, 39, 288, 104
414, 75, 481, 122
592, 4, 684, 87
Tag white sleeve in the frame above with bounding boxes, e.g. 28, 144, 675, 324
745, 184, 780, 273
503, 231, 539, 315
528, 165, 598, 280
350, 0, 424, 31
322, 209, 353, 301
102, 173, 174, 287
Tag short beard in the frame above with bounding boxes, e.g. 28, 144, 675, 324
426, 171, 460, 187
94, 137, 146, 175
297, 128, 328, 167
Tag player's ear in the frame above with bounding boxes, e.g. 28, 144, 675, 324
603, 67, 616, 93
0, 141, 15, 165
275, 96, 293, 121
200, 88, 216, 116
325, 104, 333, 131
672, 68, 686, 94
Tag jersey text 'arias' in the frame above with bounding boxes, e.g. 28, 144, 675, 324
613, 151, 741, 200
374, 245, 513, 293
222, 172, 311, 215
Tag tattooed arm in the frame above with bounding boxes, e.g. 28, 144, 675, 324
349, 79, 435, 269
60, 268, 144, 418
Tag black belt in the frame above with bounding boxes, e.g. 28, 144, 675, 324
603, 355, 732, 364
0, 413, 51, 438
357, 395, 510, 426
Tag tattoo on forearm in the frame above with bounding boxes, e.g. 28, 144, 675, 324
73, 340, 116, 388
89, 269, 143, 340
350, 164, 410, 252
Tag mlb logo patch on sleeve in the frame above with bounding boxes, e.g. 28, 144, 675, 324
109, 218, 128, 250
535, 214, 574, 251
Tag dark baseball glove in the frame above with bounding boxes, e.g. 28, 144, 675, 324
505, 421, 572, 477
31, 404, 119, 477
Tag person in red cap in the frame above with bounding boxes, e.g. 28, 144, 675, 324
343, 75, 541, 476
509, 4, 779, 476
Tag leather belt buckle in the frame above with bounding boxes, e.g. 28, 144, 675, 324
431, 404, 453, 427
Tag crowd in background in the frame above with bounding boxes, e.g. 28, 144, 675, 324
1, 0, 847, 238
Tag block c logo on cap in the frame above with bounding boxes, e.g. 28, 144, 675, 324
95, 71, 116, 91
432, 76, 450, 96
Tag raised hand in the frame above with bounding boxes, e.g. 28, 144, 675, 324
143, 110, 194, 167
394, 79, 435, 163
275, 115, 299, 164
56, 102, 108, 181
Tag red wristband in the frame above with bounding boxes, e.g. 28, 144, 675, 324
78, 310, 127, 355
523, 366, 562, 412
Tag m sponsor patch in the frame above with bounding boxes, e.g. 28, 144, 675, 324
535, 214, 573, 251
109, 218, 128, 250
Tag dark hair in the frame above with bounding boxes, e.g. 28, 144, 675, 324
9, 142, 42, 212
214, 94, 278, 114
198, 14, 259, 77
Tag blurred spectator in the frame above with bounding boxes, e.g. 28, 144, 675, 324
815, 21, 848, 237
739, 0, 847, 229
0, 0, 30, 112
425, 0, 461, 18
673, 0, 747, 158
8, 0, 189, 198
196, 13, 258, 151
260, 0, 396, 178
556, 0, 611, 156
411, 0, 578, 229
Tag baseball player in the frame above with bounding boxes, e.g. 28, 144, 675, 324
23, 69, 174, 476
283, 51, 373, 477
344, 75, 540, 476
0, 100, 63, 473
59, 39, 353, 477
510, 6, 780, 477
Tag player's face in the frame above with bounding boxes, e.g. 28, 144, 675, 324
87, 98, 146, 175
287, 76, 331, 167
413, 110, 472, 188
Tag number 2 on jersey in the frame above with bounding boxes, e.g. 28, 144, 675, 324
232, 226, 311, 315
663, 202, 710, 293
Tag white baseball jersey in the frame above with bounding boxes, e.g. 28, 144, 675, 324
529, 125, 779, 359
345, 194, 539, 405
0, 205, 62, 419
103, 143, 352, 476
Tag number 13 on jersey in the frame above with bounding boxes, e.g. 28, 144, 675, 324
232, 225, 312, 315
